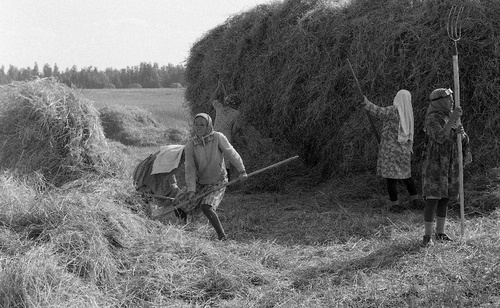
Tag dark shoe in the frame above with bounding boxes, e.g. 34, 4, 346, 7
388, 201, 405, 213
435, 233, 453, 242
421, 235, 434, 247
218, 234, 228, 241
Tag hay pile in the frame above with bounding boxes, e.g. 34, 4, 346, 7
99, 105, 190, 146
185, 0, 500, 180
0, 78, 115, 187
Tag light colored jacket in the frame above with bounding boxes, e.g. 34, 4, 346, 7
184, 131, 245, 192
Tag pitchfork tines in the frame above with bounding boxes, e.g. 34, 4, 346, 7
447, 5, 464, 43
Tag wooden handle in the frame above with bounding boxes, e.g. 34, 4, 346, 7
153, 156, 300, 219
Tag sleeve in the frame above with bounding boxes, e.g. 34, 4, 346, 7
365, 100, 392, 118
183, 141, 197, 192
217, 133, 245, 172
212, 100, 222, 112
425, 114, 453, 144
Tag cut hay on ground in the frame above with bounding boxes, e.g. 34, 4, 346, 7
185, 0, 500, 181
0, 78, 117, 187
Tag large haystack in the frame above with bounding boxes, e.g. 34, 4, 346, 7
0, 78, 113, 186
185, 0, 500, 180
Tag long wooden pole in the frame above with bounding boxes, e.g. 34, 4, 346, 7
153, 155, 300, 219
452, 42, 465, 236
346, 59, 381, 143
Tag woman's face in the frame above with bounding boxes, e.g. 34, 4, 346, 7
194, 117, 208, 138
444, 95, 454, 112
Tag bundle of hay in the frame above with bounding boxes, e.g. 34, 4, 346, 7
185, 0, 500, 181
0, 78, 112, 187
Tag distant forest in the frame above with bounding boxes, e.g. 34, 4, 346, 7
0, 62, 185, 89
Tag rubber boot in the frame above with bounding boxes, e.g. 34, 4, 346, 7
201, 204, 226, 240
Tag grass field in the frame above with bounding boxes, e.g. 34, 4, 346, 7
1, 88, 500, 307
83, 88, 191, 130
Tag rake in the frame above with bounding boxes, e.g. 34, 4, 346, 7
152, 155, 300, 220
447, 5, 465, 237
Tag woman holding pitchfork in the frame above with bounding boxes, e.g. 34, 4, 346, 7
184, 112, 248, 241
421, 88, 469, 247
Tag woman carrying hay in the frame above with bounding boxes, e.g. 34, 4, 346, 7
421, 88, 468, 247
133, 144, 189, 223
212, 93, 241, 181
184, 113, 247, 241
363, 90, 423, 212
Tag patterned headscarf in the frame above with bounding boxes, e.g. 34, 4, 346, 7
224, 94, 241, 108
427, 88, 453, 116
393, 89, 414, 143
193, 113, 214, 145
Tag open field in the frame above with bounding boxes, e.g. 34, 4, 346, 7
83, 88, 191, 130
1, 87, 500, 307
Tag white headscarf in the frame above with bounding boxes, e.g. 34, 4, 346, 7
393, 89, 414, 143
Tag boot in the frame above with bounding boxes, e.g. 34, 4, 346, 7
201, 204, 227, 240
388, 200, 404, 213
421, 235, 434, 247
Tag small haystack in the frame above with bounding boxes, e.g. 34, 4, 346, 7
185, 0, 500, 180
0, 78, 111, 187
99, 104, 189, 146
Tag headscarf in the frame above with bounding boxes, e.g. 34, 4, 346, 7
427, 88, 453, 116
393, 89, 414, 143
224, 94, 241, 108
193, 113, 214, 145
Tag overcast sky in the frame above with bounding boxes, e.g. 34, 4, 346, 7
0, 0, 276, 70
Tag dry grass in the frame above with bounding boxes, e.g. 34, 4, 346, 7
0, 78, 122, 187
3, 167, 499, 307
0, 82, 499, 306
185, 0, 500, 181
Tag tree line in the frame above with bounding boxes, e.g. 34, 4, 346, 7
0, 62, 185, 89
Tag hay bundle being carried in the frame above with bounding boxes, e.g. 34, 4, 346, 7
132, 145, 188, 219
0, 78, 110, 186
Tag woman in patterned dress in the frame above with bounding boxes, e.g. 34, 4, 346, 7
363, 89, 423, 212
212, 94, 241, 180
184, 113, 247, 240
421, 88, 468, 246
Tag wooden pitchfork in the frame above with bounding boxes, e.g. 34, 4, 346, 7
152, 155, 300, 220
346, 59, 381, 143
447, 5, 465, 237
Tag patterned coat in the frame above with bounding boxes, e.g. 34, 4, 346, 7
212, 100, 240, 169
365, 101, 413, 179
212, 100, 240, 143
421, 112, 460, 200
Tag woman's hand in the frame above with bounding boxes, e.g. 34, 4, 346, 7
450, 106, 463, 122
363, 96, 370, 106
187, 191, 196, 201
457, 124, 469, 142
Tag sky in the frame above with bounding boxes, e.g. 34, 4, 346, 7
0, 0, 276, 71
